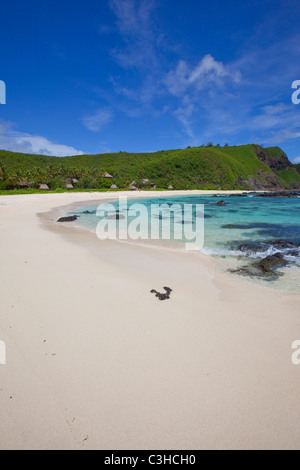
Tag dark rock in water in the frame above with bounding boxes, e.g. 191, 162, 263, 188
151, 287, 173, 301
229, 237, 299, 281
224, 222, 277, 230
229, 253, 287, 281
223, 224, 241, 229
269, 240, 300, 249
57, 215, 78, 223
288, 250, 300, 257
228, 191, 300, 198
217, 200, 226, 206
256, 191, 300, 198
257, 253, 287, 273
83, 210, 92, 214
237, 242, 269, 254
229, 264, 275, 279
235, 240, 300, 259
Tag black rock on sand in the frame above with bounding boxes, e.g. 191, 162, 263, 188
57, 216, 78, 223
151, 287, 173, 301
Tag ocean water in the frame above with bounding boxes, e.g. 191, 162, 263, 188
69, 195, 300, 291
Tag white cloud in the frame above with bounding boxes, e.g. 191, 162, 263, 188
165, 55, 241, 96
163, 55, 241, 141
264, 128, 300, 145
108, 0, 163, 104
104, 3, 300, 151
82, 108, 113, 132
109, 0, 157, 70
174, 104, 196, 140
292, 156, 300, 163
110, 0, 142, 34
0, 120, 83, 156
251, 103, 291, 130
248, 103, 300, 145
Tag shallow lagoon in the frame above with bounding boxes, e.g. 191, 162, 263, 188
70, 194, 300, 291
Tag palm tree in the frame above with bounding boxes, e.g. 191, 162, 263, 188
8, 172, 19, 187
0, 162, 6, 182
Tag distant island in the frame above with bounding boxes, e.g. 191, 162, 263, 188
0, 144, 300, 193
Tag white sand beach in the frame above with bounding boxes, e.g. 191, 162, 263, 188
0, 191, 300, 450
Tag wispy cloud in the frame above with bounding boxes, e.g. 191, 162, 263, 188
0, 120, 83, 156
164, 54, 242, 143
173, 103, 196, 141
82, 108, 114, 132
167, 29, 300, 146
251, 103, 300, 145
90, 1, 300, 152
292, 156, 300, 163
107, 0, 167, 106
106, 2, 245, 142
107, 1, 243, 135
166, 55, 241, 96
109, 0, 159, 70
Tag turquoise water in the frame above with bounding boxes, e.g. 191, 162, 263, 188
69, 195, 300, 290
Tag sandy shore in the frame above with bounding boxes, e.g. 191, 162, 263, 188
0, 190, 300, 450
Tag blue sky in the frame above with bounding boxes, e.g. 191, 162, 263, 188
1, 0, 300, 162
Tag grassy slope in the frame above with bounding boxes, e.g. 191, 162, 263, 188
263, 147, 286, 159
0, 144, 299, 191
276, 168, 300, 186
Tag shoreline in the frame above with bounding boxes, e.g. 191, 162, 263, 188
1, 191, 300, 449
38, 189, 250, 264
43, 190, 300, 295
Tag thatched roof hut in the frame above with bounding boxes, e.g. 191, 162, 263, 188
101, 172, 113, 178
168, 185, 174, 190
72, 178, 79, 184
66, 183, 74, 190
110, 184, 118, 189
39, 184, 49, 191
128, 181, 138, 190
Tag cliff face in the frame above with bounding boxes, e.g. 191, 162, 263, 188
237, 171, 283, 191
227, 145, 300, 191
254, 145, 293, 171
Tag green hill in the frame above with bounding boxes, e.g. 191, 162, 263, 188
0, 144, 300, 192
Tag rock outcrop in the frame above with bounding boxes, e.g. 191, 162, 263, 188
254, 145, 293, 171
57, 215, 78, 223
